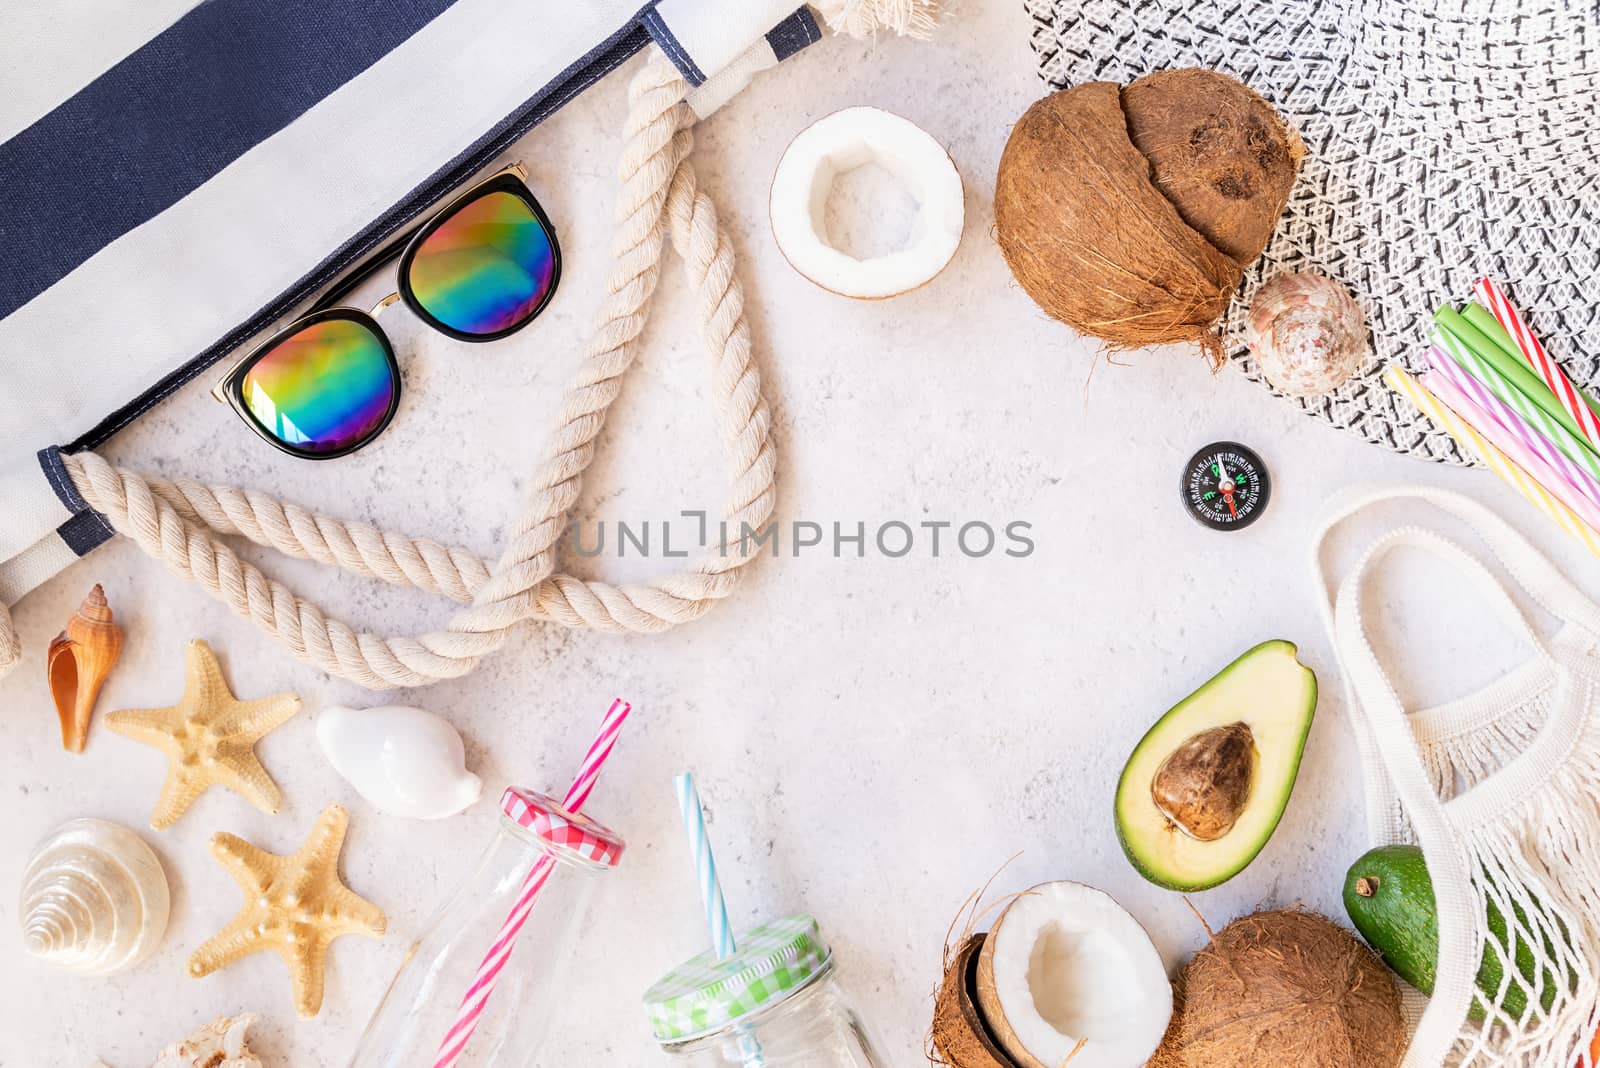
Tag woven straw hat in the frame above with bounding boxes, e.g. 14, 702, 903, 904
1024, 0, 1599, 464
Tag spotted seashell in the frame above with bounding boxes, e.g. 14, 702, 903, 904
19, 818, 169, 975
1244, 272, 1368, 398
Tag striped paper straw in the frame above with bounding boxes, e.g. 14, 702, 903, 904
434, 698, 633, 1068
1421, 368, 1600, 534
1434, 306, 1583, 441
1386, 366, 1600, 559
1434, 327, 1600, 480
1476, 279, 1600, 449
1424, 346, 1600, 512
675, 773, 735, 958
674, 773, 765, 1068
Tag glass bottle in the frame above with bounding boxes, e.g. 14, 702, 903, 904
348, 788, 624, 1067
644, 915, 888, 1067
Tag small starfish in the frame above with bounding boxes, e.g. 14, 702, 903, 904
189, 804, 386, 1019
105, 639, 301, 830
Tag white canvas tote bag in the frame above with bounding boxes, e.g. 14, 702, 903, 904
1313, 485, 1600, 1067
0, 0, 824, 686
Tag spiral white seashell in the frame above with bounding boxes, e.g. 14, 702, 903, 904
19, 818, 170, 975
318, 704, 482, 819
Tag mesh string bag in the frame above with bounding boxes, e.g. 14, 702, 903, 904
1023, 0, 1600, 464
1314, 485, 1600, 1067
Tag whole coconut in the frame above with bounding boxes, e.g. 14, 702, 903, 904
1153, 909, 1406, 1068
995, 69, 1305, 363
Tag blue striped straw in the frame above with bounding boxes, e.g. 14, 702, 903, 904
674, 773, 765, 1067
675, 772, 736, 958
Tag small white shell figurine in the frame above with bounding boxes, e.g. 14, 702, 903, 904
1244, 271, 1369, 398
318, 705, 482, 819
151, 1014, 262, 1068
19, 818, 170, 975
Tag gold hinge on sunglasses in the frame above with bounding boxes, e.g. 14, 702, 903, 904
370, 291, 403, 317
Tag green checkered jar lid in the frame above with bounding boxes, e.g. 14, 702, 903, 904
643, 914, 832, 1042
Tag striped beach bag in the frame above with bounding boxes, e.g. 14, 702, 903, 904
0, 0, 887, 689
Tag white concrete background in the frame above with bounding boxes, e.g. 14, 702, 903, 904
3, 2, 1596, 1065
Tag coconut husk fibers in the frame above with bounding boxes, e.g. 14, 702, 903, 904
1151, 909, 1405, 1068
994, 69, 1304, 364
932, 934, 1021, 1068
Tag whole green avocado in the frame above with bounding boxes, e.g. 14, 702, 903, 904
1342, 844, 1563, 1021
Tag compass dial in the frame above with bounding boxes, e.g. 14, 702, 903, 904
1182, 442, 1271, 531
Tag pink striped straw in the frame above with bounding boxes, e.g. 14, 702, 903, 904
1476, 278, 1600, 451
433, 698, 633, 1068
1424, 345, 1600, 512
1420, 369, 1600, 535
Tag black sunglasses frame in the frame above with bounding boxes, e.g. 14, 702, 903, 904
394, 171, 562, 343
213, 164, 561, 460
218, 307, 402, 461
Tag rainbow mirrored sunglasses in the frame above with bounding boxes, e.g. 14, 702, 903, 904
212, 163, 560, 459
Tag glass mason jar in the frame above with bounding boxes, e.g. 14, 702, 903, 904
347, 788, 624, 1068
643, 916, 888, 1068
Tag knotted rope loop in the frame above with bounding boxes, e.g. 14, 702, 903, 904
0, 51, 775, 690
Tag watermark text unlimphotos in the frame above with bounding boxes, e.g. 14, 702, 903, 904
565, 512, 1035, 559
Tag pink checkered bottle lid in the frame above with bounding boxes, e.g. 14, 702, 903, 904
500, 787, 625, 868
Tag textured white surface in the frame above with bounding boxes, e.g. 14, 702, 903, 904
2, 3, 1597, 1065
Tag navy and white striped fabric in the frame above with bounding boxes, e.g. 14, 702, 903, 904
0, 0, 817, 609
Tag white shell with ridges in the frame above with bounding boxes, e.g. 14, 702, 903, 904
1244, 272, 1368, 398
19, 818, 170, 975
151, 1013, 262, 1068
318, 705, 482, 819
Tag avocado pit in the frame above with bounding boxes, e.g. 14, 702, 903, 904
1150, 722, 1256, 842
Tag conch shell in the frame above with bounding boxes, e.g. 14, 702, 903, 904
151, 1014, 262, 1068
48, 584, 125, 752
317, 705, 482, 819
1244, 271, 1369, 398
19, 818, 169, 975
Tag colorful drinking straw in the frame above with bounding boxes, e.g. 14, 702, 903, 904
1460, 301, 1521, 363
1476, 278, 1600, 450
675, 772, 766, 1067
1432, 327, 1600, 481
1386, 366, 1600, 559
1420, 367, 1600, 535
675, 773, 736, 958
1433, 306, 1592, 445
1424, 345, 1600, 513
434, 698, 634, 1068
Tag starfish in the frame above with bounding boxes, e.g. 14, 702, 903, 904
105, 639, 301, 830
189, 804, 387, 1019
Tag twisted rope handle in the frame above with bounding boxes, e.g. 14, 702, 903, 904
0, 52, 775, 689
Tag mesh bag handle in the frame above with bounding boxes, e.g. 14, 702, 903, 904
1312, 484, 1600, 1065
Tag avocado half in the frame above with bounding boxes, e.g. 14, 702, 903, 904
1115, 640, 1316, 892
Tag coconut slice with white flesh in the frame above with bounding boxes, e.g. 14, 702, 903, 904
770, 106, 963, 299
975, 882, 1172, 1068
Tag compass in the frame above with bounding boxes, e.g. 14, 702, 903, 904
1181, 442, 1271, 531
